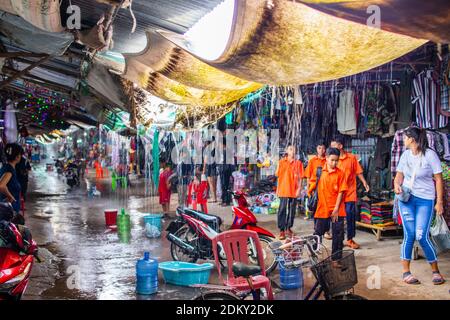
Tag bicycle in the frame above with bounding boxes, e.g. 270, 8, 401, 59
193, 235, 366, 300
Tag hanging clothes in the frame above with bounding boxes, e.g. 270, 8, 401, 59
337, 88, 357, 135
411, 69, 449, 129
397, 71, 415, 129
440, 54, 450, 115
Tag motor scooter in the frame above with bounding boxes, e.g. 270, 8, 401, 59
167, 191, 277, 274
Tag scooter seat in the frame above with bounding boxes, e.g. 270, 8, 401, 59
180, 207, 222, 230
232, 262, 261, 278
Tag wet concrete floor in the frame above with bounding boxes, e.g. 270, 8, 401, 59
22, 163, 449, 300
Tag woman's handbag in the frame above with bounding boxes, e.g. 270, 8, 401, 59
396, 156, 421, 203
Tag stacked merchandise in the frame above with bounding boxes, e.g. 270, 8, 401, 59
371, 202, 395, 226
250, 193, 279, 215
248, 175, 278, 214
360, 201, 372, 224
359, 200, 395, 226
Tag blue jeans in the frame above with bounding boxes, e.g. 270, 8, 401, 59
398, 195, 437, 263
345, 202, 356, 240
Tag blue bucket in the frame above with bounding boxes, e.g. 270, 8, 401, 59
158, 261, 214, 286
143, 214, 164, 238
279, 264, 304, 290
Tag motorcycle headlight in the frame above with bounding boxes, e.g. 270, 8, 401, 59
0, 263, 31, 291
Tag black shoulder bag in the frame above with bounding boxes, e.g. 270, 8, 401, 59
307, 167, 323, 213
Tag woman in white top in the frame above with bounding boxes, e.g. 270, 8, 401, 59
394, 127, 445, 285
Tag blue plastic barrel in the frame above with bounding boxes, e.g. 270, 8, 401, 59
279, 264, 303, 290
136, 252, 158, 295
143, 214, 163, 238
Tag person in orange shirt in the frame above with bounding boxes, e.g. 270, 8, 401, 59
304, 142, 326, 220
331, 138, 370, 249
310, 147, 348, 261
275, 145, 304, 240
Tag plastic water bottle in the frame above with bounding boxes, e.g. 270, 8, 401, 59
117, 208, 131, 231
279, 264, 303, 290
136, 252, 158, 295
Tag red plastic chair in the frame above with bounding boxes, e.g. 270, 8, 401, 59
212, 229, 274, 300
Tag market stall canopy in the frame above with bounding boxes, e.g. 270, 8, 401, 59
124, 31, 262, 91
0, 11, 73, 56
0, 0, 63, 32
158, 0, 426, 85
299, 0, 450, 44
86, 62, 127, 110
139, 71, 260, 107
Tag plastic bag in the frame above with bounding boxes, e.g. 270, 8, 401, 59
145, 224, 161, 238
430, 214, 450, 254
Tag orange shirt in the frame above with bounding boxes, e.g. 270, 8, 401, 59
337, 152, 363, 203
311, 165, 348, 219
304, 156, 326, 195
275, 157, 304, 198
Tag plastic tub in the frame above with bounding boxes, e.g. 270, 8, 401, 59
104, 209, 118, 227
158, 261, 214, 286
143, 214, 163, 238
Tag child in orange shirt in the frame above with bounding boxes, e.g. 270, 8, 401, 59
309, 147, 348, 262
187, 174, 209, 213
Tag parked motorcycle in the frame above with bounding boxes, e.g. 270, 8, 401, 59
55, 159, 64, 175
0, 203, 40, 300
65, 161, 79, 187
166, 191, 278, 274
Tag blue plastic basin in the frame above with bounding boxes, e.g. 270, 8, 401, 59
158, 261, 214, 286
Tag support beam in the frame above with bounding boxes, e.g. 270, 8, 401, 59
0, 55, 50, 89
2, 66, 73, 92
0, 52, 48, 58
13, 57, 80, 77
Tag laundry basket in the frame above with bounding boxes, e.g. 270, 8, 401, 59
143, 214, 164, 238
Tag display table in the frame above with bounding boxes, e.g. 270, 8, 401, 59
356, 221, 402, 241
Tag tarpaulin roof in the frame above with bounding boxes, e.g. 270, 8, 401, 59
158, 0, 426, 86
124, 31, 261, 91
299, 0, 450, 44
0, 0, 63, 32
0, 11, 73, 56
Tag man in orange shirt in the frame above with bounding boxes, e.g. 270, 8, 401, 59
275, 145, 304, 240
310, 147, 347, 261
304, 142, 326, 220
331, 138, 370, 249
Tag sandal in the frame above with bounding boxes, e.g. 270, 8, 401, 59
403, 272, 420, 285
432, 272, 445, 285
